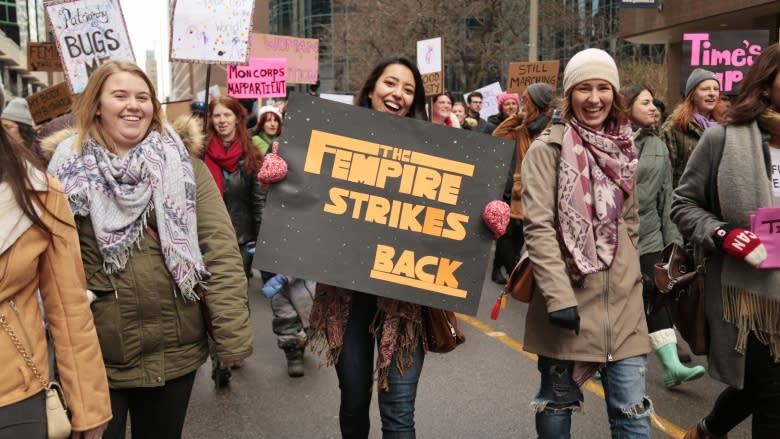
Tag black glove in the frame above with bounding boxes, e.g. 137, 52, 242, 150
549, 306, 580, 335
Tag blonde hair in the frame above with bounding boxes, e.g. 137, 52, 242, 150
71, 60, 164, 154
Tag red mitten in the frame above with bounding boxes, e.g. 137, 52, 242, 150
713, 224, 767, 267
257, 141, 288, 188
482, 200, 510, 238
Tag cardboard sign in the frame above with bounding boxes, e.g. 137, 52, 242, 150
465, 82, 502, 121
507, 61, 560, 94
227, 57, 286, 98
27, 82, 73, 124
250, 33, 318, 85
751, 207, 780, 269
254, 93, 512, 315
163, 100, 195, 124
45, 0, 135, 94
422, 72, 443, 96
170, 0, 255, 65
27, 42, 62, 72
682, 31, 769, 95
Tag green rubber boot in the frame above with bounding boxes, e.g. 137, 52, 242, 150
650, 329, 706, 389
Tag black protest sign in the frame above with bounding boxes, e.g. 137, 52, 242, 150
254, 93, 511, 315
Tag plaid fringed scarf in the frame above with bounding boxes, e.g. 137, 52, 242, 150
308, 284, 423, 390
47, 128, 208, 301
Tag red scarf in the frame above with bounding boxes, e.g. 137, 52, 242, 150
204, 136, 244, 196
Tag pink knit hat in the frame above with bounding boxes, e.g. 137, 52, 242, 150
496, 92, 520, 109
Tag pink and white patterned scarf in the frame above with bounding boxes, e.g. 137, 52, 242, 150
47, 127, 208, 301
557, 118, 636, 282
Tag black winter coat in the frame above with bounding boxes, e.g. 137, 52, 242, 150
223, 162, 267, 245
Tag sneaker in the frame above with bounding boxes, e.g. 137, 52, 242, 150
261, 274, 289, 298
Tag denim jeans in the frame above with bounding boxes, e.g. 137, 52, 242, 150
533, 355, 651, 439
335, 292, 425, 439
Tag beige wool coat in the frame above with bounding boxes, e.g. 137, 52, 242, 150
520, 124, 650, 362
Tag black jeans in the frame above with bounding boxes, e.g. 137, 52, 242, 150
0, 391, 45, 439
104, 370, 197, 439
639, 252, 674, 332
335, 292, 424, 439
705, 333, 780, 437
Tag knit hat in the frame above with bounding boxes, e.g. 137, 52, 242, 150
496, 92, 520, 109
685, 68, 719, 97
563, 48, 620, 96
258, 105, 282, 121
526, 83, 554, 110
2, 97, 33, 126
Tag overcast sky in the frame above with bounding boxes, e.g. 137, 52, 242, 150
121, 1, 171, 100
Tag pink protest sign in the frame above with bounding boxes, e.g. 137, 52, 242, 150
250, 33, 318, 85
227, 57, 287, 99
750, 207, 780, 268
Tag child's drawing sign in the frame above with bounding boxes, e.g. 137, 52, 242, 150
170, 0, 256, 64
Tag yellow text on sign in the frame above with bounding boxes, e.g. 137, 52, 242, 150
369, 244, 467, 298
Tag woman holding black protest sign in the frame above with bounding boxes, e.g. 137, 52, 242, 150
308, 56, 430, 439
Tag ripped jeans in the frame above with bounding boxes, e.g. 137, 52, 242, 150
532, 355, 652, 439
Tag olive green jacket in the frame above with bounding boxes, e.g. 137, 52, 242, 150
42, 123, 253, 388
660, 119, 704, 188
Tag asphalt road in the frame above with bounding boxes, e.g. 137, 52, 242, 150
181, 264, 751, 439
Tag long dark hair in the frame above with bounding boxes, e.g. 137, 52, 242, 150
727, 43, 780, 126
0, 124, 52, 235
355, 57, 428, 121
207, 96, 263, 174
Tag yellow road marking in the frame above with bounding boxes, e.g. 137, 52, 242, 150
457, 313, 688, 439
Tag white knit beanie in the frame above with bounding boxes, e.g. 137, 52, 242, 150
562, 48, 620, 96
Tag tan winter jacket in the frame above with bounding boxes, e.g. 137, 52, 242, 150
0, 170, 111, 431
41, 121, 253, 388
520, 124, 650, 362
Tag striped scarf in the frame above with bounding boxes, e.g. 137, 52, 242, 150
47, 127, 208, 301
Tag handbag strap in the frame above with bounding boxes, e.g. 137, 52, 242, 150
0, 311, 48, 388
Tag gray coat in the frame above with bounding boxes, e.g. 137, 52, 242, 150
670, 123, 770, 389
521, 124, 650, 363
635, 128, 681, 255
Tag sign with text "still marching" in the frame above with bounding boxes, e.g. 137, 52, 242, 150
254, 94, 511, 315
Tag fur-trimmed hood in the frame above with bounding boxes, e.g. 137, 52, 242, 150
39, 117, 204, 163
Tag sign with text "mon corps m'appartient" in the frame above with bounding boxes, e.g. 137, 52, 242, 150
254, 93, 511, 315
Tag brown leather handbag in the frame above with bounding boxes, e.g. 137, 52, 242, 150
505, 249, 535, 303
653, 243, 709, 355
423, 307, 465, 353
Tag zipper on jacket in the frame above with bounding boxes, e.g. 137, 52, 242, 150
8, 300, 35, 356
603, 271, 613, 362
